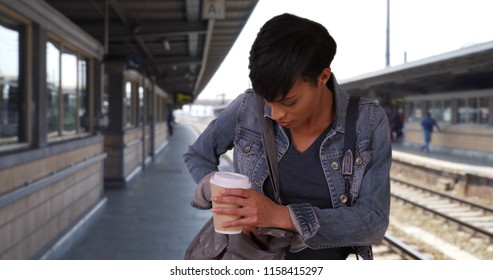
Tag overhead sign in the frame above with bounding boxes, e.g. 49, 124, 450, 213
125, 54, 143, 71
202, 0, 225, 19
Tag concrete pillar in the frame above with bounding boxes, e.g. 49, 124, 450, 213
106, 64, 125, 132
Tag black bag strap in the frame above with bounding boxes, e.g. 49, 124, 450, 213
256, 95, 282, 205
342, 95, 360, 206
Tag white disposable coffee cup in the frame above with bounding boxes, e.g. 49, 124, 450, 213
210, 172, 251, 234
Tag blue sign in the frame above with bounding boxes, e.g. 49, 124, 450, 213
125, 55, 143, 71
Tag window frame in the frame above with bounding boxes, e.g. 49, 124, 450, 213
0, 8, 30, 152
405, 89, 493, 126
46, 35, 93, 142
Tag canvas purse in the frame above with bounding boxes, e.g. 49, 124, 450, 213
184, 217, 293, 260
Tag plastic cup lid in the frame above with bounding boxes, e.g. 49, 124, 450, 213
210, 172, 251, 189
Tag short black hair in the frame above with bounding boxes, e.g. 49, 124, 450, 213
248, 13, 337, 101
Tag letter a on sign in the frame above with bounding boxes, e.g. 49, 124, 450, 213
202, 0, 225, 19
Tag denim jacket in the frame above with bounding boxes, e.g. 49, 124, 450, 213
184, 75, 391, 259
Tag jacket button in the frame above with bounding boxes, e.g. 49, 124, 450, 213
244, 144, 252, 153
330, 162, 339, 170
356, 157, 363, 165
339, 194, 348, 204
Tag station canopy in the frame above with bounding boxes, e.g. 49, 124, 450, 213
341, 40, 493, 98
45, 0, 259, 101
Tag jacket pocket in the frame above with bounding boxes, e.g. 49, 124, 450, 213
234, 128, 263, 175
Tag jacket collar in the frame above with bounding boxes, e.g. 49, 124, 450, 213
330, 74, 350, 134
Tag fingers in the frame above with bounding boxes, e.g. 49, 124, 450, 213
211, 204, 257, 217
218, 188, 252, 197
210, 190, 261, 228
212, 194, 247, 207
225, 218, 260, 230
211, 188, 256, 206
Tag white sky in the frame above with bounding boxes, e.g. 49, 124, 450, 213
198, 0, 493, 100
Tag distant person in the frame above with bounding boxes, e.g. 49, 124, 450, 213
390, 112, 403, 143
420, 112, 440, 153
167, 109, 175, 136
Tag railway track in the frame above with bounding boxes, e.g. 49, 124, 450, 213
352, 175, 493, 260
389, 177, 493, 259
372, 233, 430, 260
391, 177, 493, 239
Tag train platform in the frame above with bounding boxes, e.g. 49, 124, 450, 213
61, 121, 492, 260
391, 142, 493, 179
62, 122, 232, 260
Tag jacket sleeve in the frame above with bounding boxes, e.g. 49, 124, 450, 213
183, 93, 245, 184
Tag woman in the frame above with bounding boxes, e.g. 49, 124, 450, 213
184, 13, 391, 260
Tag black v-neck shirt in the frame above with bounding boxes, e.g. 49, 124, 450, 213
276, 126, 333, 208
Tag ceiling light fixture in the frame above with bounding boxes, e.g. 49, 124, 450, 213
163, 39, 171, 51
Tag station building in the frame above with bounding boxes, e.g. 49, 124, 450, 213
0, 0, 258, 259
341, 41, 493, 162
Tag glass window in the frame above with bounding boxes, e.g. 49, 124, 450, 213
468, 98, 478, 124
479, 97, 490, 124
47, 41, 91, 139
125, 81, 133, 127
47, 41, 61, 137
407, 101, 423, 123
457, 98, 466, 123
0, 17, 21, 147
62, 49, 77, 135
78, 57, 89, 132
443, 100, 452, 123
139, 86, 144, 125
102, 74, 109, 117
458, 98, 477, 124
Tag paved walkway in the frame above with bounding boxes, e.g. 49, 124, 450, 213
62, 122, 232, 260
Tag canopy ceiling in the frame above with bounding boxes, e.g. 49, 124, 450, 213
44, 0, 259, 102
